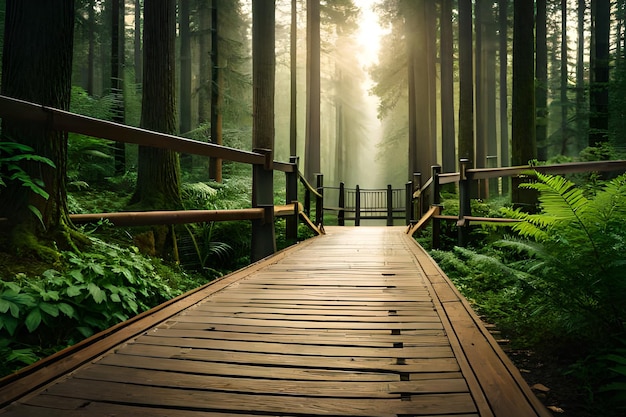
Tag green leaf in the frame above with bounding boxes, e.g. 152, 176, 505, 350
68, 269, 84, 282
39, 302, 59, 317
0, 299, 10, 314
57, 303, 75, 318
89, 263, 105, 276
110, 293, 121, 303
1, 316, 19, 336
76, 326, 94, 338
28, 205, 46, 228
25, 308, 42, 332
87, 283, 106, 303
66, 285, 82, 297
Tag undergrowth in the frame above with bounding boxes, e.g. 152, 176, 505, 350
430, 172, 626, 416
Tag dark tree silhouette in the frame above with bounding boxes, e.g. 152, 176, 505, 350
0, 0, 82, 259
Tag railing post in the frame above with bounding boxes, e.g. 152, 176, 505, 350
413, 172, 422, 220
286, 156, 299, 241
405, 181, 413, 225
251, 148, 276, 262
386, 184, 393, 226
315, 173, 324, 227
338, 182, 345, 226
304, 187, 311, 217
458, 158, 472, 247
355, 185, 361, 226
431, 165, 442, 249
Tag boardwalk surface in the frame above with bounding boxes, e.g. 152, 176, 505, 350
0, 227, 550, 417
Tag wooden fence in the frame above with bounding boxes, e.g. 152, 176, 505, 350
408, 158, 626, 247
0, 95, 324, 261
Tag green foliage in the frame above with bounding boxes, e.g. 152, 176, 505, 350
0, 141, 56, 225
0, 238, 186, 377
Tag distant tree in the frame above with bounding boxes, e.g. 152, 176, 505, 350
512, 0, 537, 208
498, 0, 510, 169
290, 0, 297, 157
440, 0, 456, 173
589, 0, 610, 147
209, 0, 223, 182
458, 0, 474, 163
179, 0, 192, 136
111, 0, 125, 174
134, 0, 142, 85
536, 0, 548, 161
575, 0, 586, 151
305, 0, 321, 183
0, 0, 83, 258
129, 0, 181, 209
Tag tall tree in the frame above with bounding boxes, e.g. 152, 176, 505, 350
536, 0, 548, 161
458, 0, 474, 163
575, 0, 586, 152
130, 0, 181, 209
251, 0, 276, 260
179, 0, 192, 136
304, 0, 321, 182
560, 0, 569, 156
209, 0, 223, 182
134, 0, 142, 84
406, 0, 435, 181
512, 0, 537, 207
498, 0, 510, 193
589, 0, 610, 147
440, 0, 456, 173
111, 0, 126, 174
0, 0, 80, 256
290, 0, 297, 157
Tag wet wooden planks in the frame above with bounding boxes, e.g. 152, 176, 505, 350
0, 227, 549, 417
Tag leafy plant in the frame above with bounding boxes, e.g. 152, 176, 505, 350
0, 141, 56, 225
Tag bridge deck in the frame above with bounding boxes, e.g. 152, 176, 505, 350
0, 227, 550, 417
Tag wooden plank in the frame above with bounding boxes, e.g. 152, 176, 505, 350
0, 237, 318, 408
28, 379, 478, 416
147, 328, 450, 346
169, 315, 445, 330
181, 311, 440, 323
115, 344, 462, 373
132, 334, 454, 358
1, 403, 274, 417
73, 364, 470, 397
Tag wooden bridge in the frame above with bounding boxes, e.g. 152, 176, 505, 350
0, 227, 551, 417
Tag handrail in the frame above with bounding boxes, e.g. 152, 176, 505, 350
409, 159, 626, 248
0, 95, 295, 172
298, 171, 323, 199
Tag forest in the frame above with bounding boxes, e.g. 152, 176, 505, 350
1, 0, 626, 416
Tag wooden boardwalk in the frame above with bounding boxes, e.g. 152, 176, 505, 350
0, 227, 551, 417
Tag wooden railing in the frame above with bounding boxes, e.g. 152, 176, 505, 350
0, 95, 324, 261
322, 180, 408, 226
407, 158, 626, 248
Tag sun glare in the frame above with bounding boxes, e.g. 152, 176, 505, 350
355, 0, 389, 67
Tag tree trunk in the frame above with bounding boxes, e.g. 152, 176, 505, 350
130, 0, 181, 210
111, 0, 126, 174
499, 0, 510, 194
209, 0, 223, 182
304, 0, 320, 183
179, 0, 192, 136
134, 0, 142, 85
290, 0, 297, 157
589, 0, 610, 147
198, 0, 212, 126
575, 0, 586, 152
440, 0, 456, 173
0, 0, 78, 257
536, 0, 548, 161
87, 0, 96, 96
251, 0, 276, 260
560, 0, 569, 157
458, 0, 474, 163
512, 0, 537, 208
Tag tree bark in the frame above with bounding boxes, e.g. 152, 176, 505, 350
589, 0, 610, 147
130, 0, 181, 210
498, 0, 510, 194
0, 0, 77, 256
536, 0, 548, 161
209, 0, 223, 182
304, 0, 321, 183
512, 0, 537, 208
440, 0, 456, 173
458, 0, 474, 163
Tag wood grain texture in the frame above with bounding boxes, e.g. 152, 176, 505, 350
0, 227, 549, 417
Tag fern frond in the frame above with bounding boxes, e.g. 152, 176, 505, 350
521, 172, 589, 219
